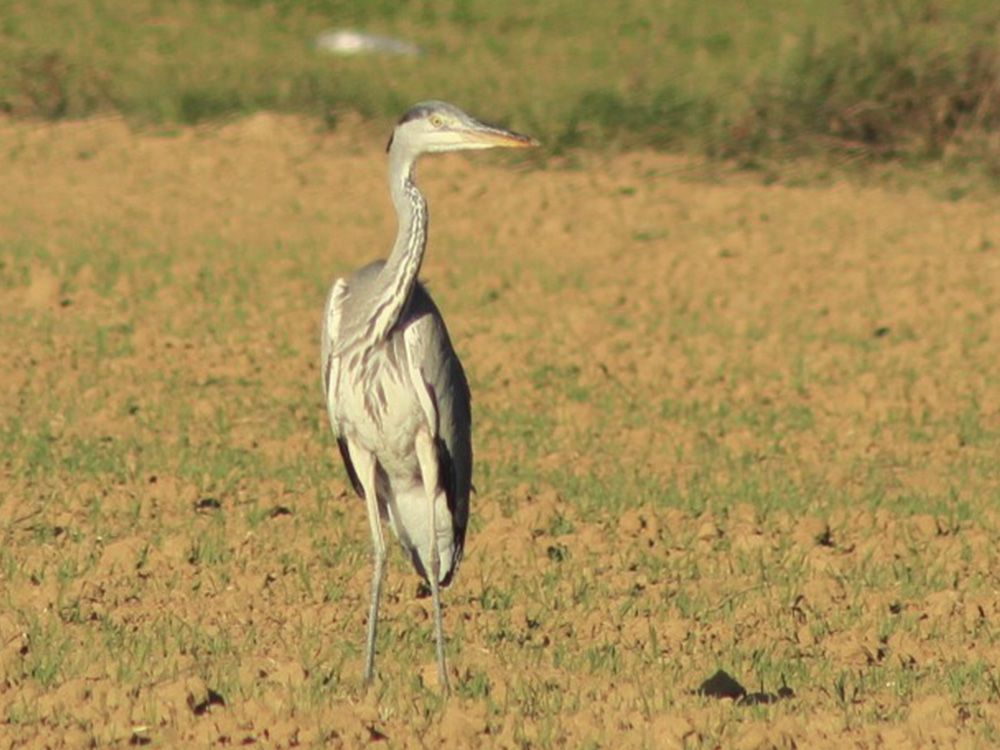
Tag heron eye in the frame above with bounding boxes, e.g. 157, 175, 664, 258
430, 115, 445, 128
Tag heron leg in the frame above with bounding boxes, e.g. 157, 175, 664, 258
415, 430, 450, 693
349, 442, 385, 688
428, 538, 449, 694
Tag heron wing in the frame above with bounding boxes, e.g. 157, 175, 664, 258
401, 284, 472, 585
321, 277, 349, 409
322, 276, 367, 501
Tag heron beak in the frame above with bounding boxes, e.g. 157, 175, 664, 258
464, 125, 540, 149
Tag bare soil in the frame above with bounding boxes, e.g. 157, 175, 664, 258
1, 113, 999, 748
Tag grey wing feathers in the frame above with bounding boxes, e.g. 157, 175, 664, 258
322, 261, 384, 497
405, 284, 473, 585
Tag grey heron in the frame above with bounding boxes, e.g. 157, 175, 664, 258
321, 101, 537, 692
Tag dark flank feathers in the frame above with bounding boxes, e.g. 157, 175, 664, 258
435, 434, 466, 587
337, 436, 364, 498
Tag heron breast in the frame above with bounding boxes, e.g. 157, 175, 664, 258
336, 348, 425, 467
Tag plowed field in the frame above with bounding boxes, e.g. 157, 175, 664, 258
2, 114, 999, 748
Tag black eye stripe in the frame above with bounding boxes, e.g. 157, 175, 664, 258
398, 104, 435, 125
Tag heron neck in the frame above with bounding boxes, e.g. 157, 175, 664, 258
369, 151, 427, 343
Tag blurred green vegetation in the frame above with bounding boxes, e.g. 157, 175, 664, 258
1, 0, 999, 169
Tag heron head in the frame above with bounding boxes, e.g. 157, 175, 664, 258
387, 101, 538, 156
